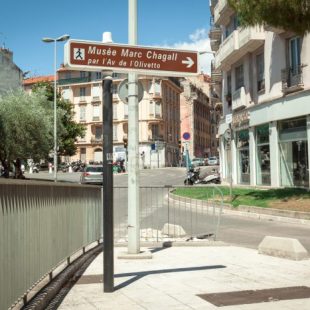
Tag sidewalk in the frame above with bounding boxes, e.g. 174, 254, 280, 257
58, 245, 310, 310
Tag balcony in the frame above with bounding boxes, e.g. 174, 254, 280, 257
232, 87, 247, 110
148, 135, 164, 142
58, 76, 91, 86
91, 96, 100, 102
209, 26, 222, 41
214, 0, 234, 26
90, 136, 102, 144
215, 26, 265, 70
281, 65, 304, 94
211, 60, 222, 83
210, 0, 218, 15
210, 39, 221, 52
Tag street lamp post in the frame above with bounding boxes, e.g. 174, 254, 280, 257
42, 34, 70, 182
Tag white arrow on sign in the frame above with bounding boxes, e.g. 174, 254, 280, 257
182, 57, 194, 68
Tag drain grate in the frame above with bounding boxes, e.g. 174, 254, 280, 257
197, 286, 310, 307
76, 274, 103, 284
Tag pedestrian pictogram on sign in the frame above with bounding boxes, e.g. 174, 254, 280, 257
74, 48, 85, 60
65, 40, 199, 77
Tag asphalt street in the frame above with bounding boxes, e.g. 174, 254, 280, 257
25, 166, 310, 251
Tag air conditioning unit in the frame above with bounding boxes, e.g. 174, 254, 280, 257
232, 87, 246, 110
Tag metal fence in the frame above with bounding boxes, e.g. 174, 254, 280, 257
114, 185, 223, 243
0, 180, 102, 310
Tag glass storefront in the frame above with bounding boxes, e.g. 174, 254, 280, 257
237, 129, 250, 184
279, 117, 309, 188
256, 124, 270, 185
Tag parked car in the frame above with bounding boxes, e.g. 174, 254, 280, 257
207, 156, 219, 166
191, 158, 206, 167
80, 165, 103, 185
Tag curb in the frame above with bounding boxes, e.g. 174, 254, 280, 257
169, 192, 310, 225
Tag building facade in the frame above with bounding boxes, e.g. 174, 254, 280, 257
57, 68, 182, 168
180, 74, 213, 159
210, 0, 310, 188
0, 47, 23, 95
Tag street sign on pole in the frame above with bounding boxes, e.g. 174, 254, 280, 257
118, 78, 144, 103
225, 113, 232, 124
182, 132, 191, 140
64, 40, 199, 76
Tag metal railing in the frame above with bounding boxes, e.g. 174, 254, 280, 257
114, 185, 224, 243
281, 65, 304, 92
0, 180, 102, 310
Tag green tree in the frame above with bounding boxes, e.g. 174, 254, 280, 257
32, 82, 86, 157
228, 0, 310, 35
0, 88, 58, 178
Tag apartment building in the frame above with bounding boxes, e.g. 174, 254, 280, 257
210, 0, 310, 188
180, 74, 213, 159
23, 75, 54, 93
0, 47, 23, 95
57, 67, 182, 168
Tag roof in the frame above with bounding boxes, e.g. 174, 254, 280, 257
23, 75, 55, 85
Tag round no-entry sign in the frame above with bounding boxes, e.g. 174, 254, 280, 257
183, 132, 190, 140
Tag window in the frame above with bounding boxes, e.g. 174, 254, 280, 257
155, 102, 161, 117
93, 105, 100, 120
80, 87, 86, 98
95, 126, 102, 140
96, 72, 101, 80
256, 53, 265, 92
289, 37, 301, 75
149, 101, 154, 116
113, 124, 118, 141
112, 84, 118, 94
62, 87, 70, 100
79, 106, 86, 121
113, 103, 118, 120
226, 72, 232, 107
92, 84, 100, 98
256, 124, 270, 185
124, 103, 128, 119
235, 64, 244, 90
151, 124, 159, 139
80, 71, 86, 78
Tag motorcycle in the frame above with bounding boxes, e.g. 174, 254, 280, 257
32, 164, 40, 173
184, 167, 221, 185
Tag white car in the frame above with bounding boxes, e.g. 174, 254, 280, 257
208, 157, 219, 166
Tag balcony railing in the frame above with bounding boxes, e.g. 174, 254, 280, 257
215, 26, 265, 70
214, 0, 234, 26
91, 136, 102, 144
209, 26, 222, 41
232, 87, 247, 110
211, 60, 222, 83
281, 65, 304, 94
58, 76, 91, 85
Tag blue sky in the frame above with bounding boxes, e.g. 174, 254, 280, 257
1, 0, 213, 76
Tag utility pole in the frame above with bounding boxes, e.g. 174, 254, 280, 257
127, 0, 140, 254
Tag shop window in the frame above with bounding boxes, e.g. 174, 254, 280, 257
279, 117, 308, 187
237, 130, 250, 184
256, 124, 270, 185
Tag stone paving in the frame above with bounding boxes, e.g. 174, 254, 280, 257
58, 245, 310, 309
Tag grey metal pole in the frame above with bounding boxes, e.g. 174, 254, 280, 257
54, 40, 57, 182
229, 123, 233, 201
128, 0, 140, 254
102, 76, 114, 292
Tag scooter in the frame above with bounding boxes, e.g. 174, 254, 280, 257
196, 172, 221, 184
184, 167, 200, 185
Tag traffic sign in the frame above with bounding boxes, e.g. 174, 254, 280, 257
183, 132, 191, 140
64, 40, 199, 76
118, 79, 144, 103
225, 113, 232, 124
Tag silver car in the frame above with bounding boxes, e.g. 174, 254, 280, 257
80, 165, 103, 184
207, 156, 219, 166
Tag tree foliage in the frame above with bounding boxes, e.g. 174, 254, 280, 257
0, 89, 57, 174
228, 0, 310, 35
32, 82, 86, 157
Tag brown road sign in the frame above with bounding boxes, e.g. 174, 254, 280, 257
64, 40, 199, 76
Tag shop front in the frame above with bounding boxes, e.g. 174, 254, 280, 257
278, 117, 309, 188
